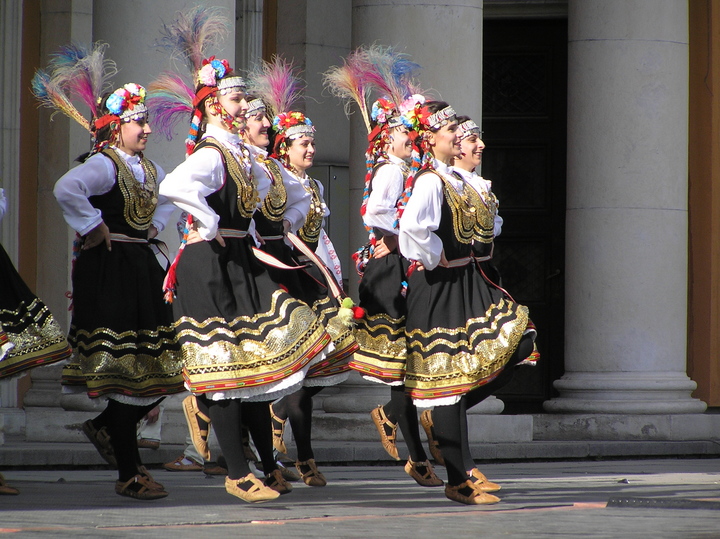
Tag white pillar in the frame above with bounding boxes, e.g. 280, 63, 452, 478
545, 0, 705, 414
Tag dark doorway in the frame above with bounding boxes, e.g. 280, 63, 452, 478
482, 18, 567, 413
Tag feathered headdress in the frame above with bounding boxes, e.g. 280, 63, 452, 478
31, 42, 117, 132
245, 57, 313, 163
325, 46, 423, 237
148, 6, 245, 154
246, 56, 303, 120
31, 42, 141, 154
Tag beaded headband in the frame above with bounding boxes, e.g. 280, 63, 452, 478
425, 105, 456, 130
245, 98, 267, 117
457, 119, 482, 140
217, 75, 246, 95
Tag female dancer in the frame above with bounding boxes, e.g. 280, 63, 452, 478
399, 102, 535, 505
353, 99, 442, 487
265, 103, 358, 488
240, 58, 358, 487
418, 116, 502, 488
324, 47, 441, 486
151, 9, 329, 502
0, 188, 72, 382
0, 186, 73, 496
37, 44, 184, 500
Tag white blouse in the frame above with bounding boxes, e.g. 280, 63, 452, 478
399, 159, 461, 271
158, 124, 271, 241
364, 154, 407, 236
452, 166, 504, 238
246, 143, 310, 233
54, 147, 171, 236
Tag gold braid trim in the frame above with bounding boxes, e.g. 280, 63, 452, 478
201, 138, 258, 218
102, 148, 158, 230
256, 155, 287, 221
299, 177, 324, 245
432, 173, 474, 244
461, 179, 497, 244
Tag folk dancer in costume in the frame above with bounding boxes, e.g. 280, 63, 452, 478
35, 44, 184, 500
399, 102, 536, 505
245, 58, 359, 487
149, 8, 329, 502
325, 47, 442, 487
0, 188, 72, 496
0, 188, 72, 384
419, 116, 540, 490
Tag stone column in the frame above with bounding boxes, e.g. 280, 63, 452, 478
545, 0, 705, 414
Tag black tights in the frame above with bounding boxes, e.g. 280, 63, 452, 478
195, 395, 279, 479
242, 401, 278, 474
272, 386, 323, 462
97, 398, 163, 482
435, 335, 535, 486
196, 395, 250, 480
383, 385, 428, 463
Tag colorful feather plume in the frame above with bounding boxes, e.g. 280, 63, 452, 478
146, 72, 195, 140
156, 5, 230, 74
31, 41, 117, 132
48, 42, 116, 116
31, 69, 91, 131
324, 49, 378, 133
246, 56, 303, 119
363, 45, 421, 110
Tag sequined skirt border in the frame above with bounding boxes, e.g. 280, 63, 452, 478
0, 243, 71, 379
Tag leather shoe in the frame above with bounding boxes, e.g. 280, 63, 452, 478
162, 456, 202, 472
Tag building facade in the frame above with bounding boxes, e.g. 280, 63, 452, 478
1, 0, 718, 448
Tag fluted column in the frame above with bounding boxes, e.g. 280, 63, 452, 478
545, 0, 705, 414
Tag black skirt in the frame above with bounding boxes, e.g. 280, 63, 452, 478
351, 252, 409, 384
259, 238, 356, 384
171, 236, 331, 396
404, 260, 529, 403
0, 243, 71, 379
62, 240, 184, 398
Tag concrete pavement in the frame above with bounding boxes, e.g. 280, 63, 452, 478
1, 458, 719, 538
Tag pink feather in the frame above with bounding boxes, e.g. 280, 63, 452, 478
247, 57, 303, 118
146, 72, 195, 140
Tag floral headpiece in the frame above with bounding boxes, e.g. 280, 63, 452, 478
96, 83, 147, 130
407, 102, 455, 134
272, 111, 314, 140
271, 111, 314, 163
183, 56, 246, 152
197, 57, 245, 93
458, 118, 482, 140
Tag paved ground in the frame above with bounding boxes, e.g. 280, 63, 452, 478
1, 458, 719, 538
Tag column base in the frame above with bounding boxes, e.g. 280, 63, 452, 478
544, 372, 707, 414
534, 413, 720, 441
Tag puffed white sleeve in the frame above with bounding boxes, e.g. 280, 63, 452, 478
0, 188, 6, 223
494, 210, 503, 238
53, 154, 116, 236
399, 172, 444, 270
158, 147, 225, 241
282, 167, 311, 233
364, 164, 403, 235
150, 163, 174, 233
